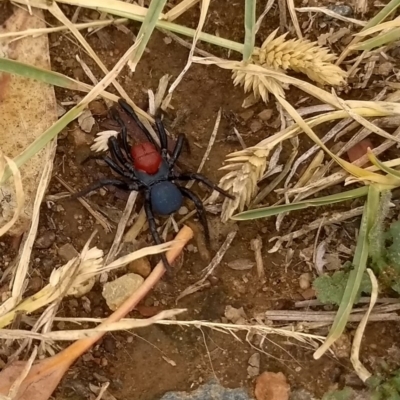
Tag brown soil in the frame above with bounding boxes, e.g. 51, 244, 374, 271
2, 1, 400, 399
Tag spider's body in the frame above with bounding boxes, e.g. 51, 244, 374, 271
75, 99, 233, 273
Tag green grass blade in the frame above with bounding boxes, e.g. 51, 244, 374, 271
243, 0, 256, 61
314, 185, 380, 359
231, 187, 369, 220
128, 0, 170, 70
353, 27, 400, 50
55, 1, 244, 53
362, 0, 400, 31
0, 57, 90, 91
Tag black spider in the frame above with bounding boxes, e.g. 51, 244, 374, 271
74, 99, 233, 273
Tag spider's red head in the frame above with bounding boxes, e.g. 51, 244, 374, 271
131, 142, 162, 175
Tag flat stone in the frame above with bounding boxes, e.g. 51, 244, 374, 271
102, 273, 144, 311
160, 380, 253, 400
58, 243, 79, 262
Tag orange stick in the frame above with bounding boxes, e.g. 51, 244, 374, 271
0, 226, 193, 400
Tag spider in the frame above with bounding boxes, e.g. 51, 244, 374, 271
74, 99, 234, 273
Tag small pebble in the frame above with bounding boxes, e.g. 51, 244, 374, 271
326, 4, 353, 18
128, 257, 151, 278
178, 206, 189, 215
58, 243, 79, 263
250, 119, 263, 133
239, 109, 254, 121
299, 273, 312, 290
35, 231, 56, 249
247, 353, 260, 377
103, 336, 116, 353
258, 109, 273, 121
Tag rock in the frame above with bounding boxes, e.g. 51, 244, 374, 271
224, 305, 247, 324
299, 273, 312, 290
58, 243, 79, 262
228, 258, 255, 270
247, 353, 260, 378
160, 379, 253, 399
326, 4, 353, 18
128, 257, 151, 278
102, 336, 116, 353
333, 333, 351, 359
102, 273, 144, 311
255, 372, 290, 400
258, 109, 273, 121
71, 127, 92, 147
289, 389, 316, 400
250, 120, 263, 133
78, 109, 95, 133
300, 288, 316, 300
28, 276, 43, 292
178, 206, 189, 215
35, 231, 56, 249
240, 110, 254, 121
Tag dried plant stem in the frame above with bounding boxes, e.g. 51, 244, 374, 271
105, 192, 138, 265
0, 226, 193, 399
56, 177, 113, 232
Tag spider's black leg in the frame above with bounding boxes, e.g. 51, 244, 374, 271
118, 99, 157, 146
103, 156, 139, 182
173, 173, 235, 200
110, 108, 133, 162
71, 179, 130, 198
179, 187, 210, 245
155, 118, 168, 157
108, 136, 136, 173
144, 191, 172, 275
168, 134, 185, 168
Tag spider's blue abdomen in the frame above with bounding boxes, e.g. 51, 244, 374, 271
150, 181, 183, 216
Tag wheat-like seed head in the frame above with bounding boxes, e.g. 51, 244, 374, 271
216, 148, 270, 222
232, 67, 286, 102
255, 29, 347, 86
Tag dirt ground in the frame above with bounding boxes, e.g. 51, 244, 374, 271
2, 1, 400, 399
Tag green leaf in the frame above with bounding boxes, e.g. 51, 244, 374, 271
129, 0, 169, 70
232, 187, 368, 220
313, 270, 372, 306
0, 57, 90, 91
322, 387, 354, 400
243, 0, 256, 61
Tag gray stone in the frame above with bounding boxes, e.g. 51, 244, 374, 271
102, 273, 144, 311
160, 380, 253, 400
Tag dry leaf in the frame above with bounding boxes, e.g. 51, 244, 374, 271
255, 372, 290, 400
78, 109, 95, 132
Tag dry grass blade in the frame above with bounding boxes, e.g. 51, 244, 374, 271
296, 7, 366, 26
165, 0, 210, 103
350, 269, 378, 382
0, 310, 185, 341
56, 177, 113, 232
287, 0, 302, 38
186, 108, 221, 190
177, 228, 237, 301
164, 0, 200, 21
0, 153, 25, 237
0, 227, 193, 400
4, 141, 57, 319
105, 192, 138, 265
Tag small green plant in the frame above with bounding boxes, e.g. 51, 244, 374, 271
323, 369, 400, 400
313, 267, 372, 306
370, 219, 400, 295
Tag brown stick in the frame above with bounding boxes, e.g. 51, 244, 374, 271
0, 226, 193, 400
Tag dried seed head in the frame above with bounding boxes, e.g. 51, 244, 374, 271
256, 29, 347, 86
90, 130, 119, 153
232, 67, 286, 102
216, 148, 270, 222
